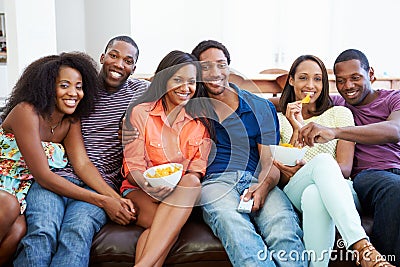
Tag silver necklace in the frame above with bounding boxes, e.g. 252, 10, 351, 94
49, 120, 61, 135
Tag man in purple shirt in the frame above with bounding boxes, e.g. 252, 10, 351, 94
299, 49, 400, 266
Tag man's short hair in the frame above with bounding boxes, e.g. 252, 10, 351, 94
104, 35, 139, 62
191, 40, 231, 65
334, 49, 370, 73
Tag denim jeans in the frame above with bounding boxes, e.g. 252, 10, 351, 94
353, 168, 400, 266
14, 177, 107, 267
284, 153, 366, 267
200, 171, 307, 267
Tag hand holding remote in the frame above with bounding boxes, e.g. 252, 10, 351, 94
237, 189, 254, 213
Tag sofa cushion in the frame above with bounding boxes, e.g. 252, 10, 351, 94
89, 208, 231, 267
89, 208, 373, 267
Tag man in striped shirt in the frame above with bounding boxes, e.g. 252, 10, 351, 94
60, 35, 148, 192
56, 36, 148, 227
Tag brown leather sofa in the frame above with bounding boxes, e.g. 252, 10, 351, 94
0, 205, 373, 267
2, 207, 368, 267
89, 207, 231, 267
89, 206, 372, 267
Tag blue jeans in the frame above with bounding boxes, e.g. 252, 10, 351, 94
200, 171, 307, 267
14, 177, 107, 267
353, 168, 400, 266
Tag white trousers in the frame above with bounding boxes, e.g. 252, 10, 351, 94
283, 153, 367, 267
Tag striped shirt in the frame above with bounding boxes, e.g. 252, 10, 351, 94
56, 78, 149, 191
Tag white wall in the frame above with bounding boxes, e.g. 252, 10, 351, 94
1, 0, 134, 98
329, 0, 400, 76
0, 0, 6, 97
55, 0, 86, 53
131, 0, 226, 74
0, 64, 6, 102
1, 0, 399, 99
131, 0, 331, 75
131, 0, 400, 77
4, 0, 57, 97
85, 0, 132, 63
275, 0, 333, 70
56, 0, 133, 62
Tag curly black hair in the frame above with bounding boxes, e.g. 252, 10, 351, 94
1, 52, 100, 121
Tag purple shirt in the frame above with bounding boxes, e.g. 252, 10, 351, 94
332, 90, 400, 176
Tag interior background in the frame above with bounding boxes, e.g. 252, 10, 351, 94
1, 0, 399, 99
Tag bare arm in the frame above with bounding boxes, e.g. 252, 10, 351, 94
299, 110, 400, 146
284, 101, 304, 146
63, 120, 136, 224
63, 120, 121, 198
6, 104, 135, 224
332, 110, 400, 144
5, 104, 100, 202
245, 143, 279, 211
256, 143, 280, 190
335, 139, 354, 178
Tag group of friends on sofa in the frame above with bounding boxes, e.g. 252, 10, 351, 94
0, 36, 399, 267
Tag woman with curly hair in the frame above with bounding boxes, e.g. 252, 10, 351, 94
0, 52, 135, 266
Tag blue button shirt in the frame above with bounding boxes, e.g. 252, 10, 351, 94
206, 84, 279, 177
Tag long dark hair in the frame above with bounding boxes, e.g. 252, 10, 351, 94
279, 54, 332, 116
126, 50, 215, 139
1, 52, 100, 121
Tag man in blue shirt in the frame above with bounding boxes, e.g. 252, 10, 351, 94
192, 40, 306, 267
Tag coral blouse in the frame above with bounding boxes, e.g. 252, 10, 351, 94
120, 100, 211, 193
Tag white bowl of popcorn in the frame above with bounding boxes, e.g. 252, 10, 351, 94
270, 144, 307, 166
143, 163, 183, 188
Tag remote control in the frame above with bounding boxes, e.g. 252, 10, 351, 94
237, 189, 254, 213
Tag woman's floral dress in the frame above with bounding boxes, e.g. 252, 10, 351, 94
0, 128, 67, 213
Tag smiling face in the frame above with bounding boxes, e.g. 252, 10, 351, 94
55, 66, 84, 115
198, 48, 230, 96
335, 59, 374, 106
100, 40, 137, 93
164, 64, 197, 113
289, 60, 323, 104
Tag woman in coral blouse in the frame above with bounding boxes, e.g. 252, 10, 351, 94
121, 50, 213, 267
